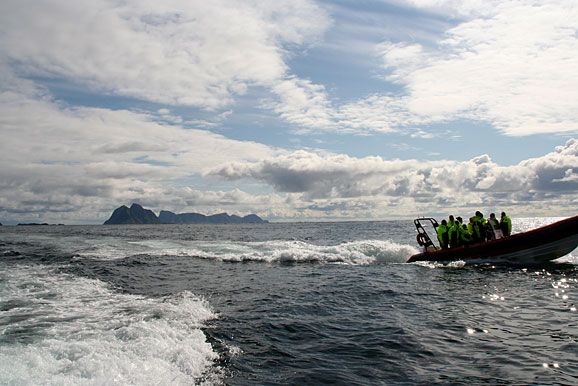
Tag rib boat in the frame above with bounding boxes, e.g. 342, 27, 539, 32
407, 215, 578, 265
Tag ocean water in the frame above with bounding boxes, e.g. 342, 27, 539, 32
0, 218, 576, 385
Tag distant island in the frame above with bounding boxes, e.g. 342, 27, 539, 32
104, 203, 268, 225
17, 223, 65, 226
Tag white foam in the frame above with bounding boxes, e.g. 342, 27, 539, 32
0, 264, 219, 385
75, 239, 418, 265
412, 260, 467, 269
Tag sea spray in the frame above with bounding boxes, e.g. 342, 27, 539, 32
76, 239, 418, 264
0, 264, 219, 385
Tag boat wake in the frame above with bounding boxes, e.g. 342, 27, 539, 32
75, 239, 418, 265
0, 264, 220, 385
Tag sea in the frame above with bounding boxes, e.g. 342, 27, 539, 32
0, 218, 576, 385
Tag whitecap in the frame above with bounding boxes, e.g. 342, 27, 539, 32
72, 238, 418, 265
0, 264, 219, 385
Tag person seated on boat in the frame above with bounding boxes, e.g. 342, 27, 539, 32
485, 213, 503, 240
461, 223, 472, 245
500, 211, 512, 237
448, 218, 461, 248
437, 219, 449, 249
469, 211, 487, 243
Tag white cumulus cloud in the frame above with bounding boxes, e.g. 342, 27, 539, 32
376, 0, 578, 136
266, 0, 578, 136
210, 139, 578, 216
0, 0, 330, 109
0, 80, 282, 222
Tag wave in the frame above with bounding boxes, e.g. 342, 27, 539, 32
75, 239, 418, 265
0, 264, 220, 385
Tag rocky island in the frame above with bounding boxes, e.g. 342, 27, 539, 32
104, 203, 268, 225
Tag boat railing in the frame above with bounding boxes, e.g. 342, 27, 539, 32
414, 217, 439, 251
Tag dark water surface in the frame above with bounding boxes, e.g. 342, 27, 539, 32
1, 220, 576, 385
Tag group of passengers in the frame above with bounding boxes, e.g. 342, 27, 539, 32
436, 211, 512, 249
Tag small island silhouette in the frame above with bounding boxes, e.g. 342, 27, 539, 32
104, 203, 268, 225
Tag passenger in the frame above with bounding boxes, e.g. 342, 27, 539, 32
455, 217, 464, 247
486, 213, 502, 240
437, 220, 449, 249
500, 211, 512, 237
467, 218, 476, 242
469, 211, 487, 243
448, 218, 461, 248
469, 213, 479, 242
448, 215, 455, 229
461, 223, 472, 245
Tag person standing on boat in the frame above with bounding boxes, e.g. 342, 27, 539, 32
448, 218, 461, 248
500, 212, 512, 237
461, 223, 472, 245
437, 220, 449, 249
467, 218, 476, 243
470, 211, 486, 243
456, 217, 465, 247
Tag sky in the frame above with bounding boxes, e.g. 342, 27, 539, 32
0, 0, 577, 224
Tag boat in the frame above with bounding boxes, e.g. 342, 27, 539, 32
407, 215, 578, 265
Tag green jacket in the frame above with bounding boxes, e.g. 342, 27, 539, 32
461, 225, 472, 244
500, 215, 512, 235
470, 215, 486, 240
448, 222, 460, 246
437, 224, 448, 246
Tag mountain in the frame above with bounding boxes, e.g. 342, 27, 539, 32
103, 203, 160, 225
104, 204, 268, 225
158, 210, 207, 224
159, 210, 268, 224
241, 214, 267, 223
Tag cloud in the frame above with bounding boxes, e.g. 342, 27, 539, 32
4, 0, 576, 138
210, 139, 578, 216
519, 139, 578, 191
264, 0, 578, 137
209, 150, 426, 197
268, 87, 433, 135
0, 86, 277, 169
0, 170, 286, 222
404, 0, 503, 17
0, 82, 283, 222
0, 0, 330, 109
269, 77, 335, 131
1, 1, 577, 222
335, 94, 434, 133
376, 0, 578, 136
377, 42, 424, 83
